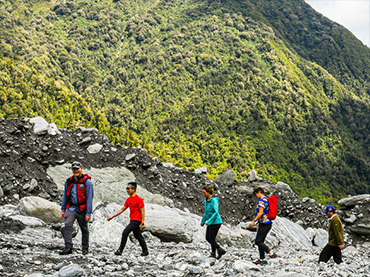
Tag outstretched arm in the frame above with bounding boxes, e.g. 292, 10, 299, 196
107, 206, 128, 221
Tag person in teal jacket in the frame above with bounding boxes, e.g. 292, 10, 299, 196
201, 185, 226, 259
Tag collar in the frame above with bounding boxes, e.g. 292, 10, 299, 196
329, 214, 337, 221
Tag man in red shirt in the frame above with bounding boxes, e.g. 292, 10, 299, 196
107, 181, 149, 256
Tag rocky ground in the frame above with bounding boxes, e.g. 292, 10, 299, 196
0, 223, 369, 277
1, 117, 370, 276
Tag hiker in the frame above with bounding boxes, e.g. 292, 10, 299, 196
60, 161, 93, 255
249, 187, 277, 264
107, 181, 149, 256
200, 185, 226, 259
319, 205, 344, 264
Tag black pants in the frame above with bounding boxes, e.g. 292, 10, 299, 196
255, 223, 272, 259
64, 209, 89, 249
206, 224, 221, 254
319, 244, 342, 264
119, 220, 148, 252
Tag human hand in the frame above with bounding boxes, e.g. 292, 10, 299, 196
61, 212, 65, 218
249, 220, 255, 228
339, 245, 344, 250
107, 216, 113, 221
85, 216, 91, 222
141, 223, 145, 230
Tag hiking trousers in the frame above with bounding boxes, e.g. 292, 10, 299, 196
119, 220, 148, 252
255, 222, 272, 259
64, 209, 89, 249
206, 223, 221, 254
319, 244, 342, 264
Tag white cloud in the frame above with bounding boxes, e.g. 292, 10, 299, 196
305, 0, 370, 47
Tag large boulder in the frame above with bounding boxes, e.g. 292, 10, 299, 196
18, 196, 63, 224
47, 165, 174, 207
338, 194, 370, 207
85, 201, 251, 246
268, 217, 312, 250
214, 170, 236, 187
28, 117, 61, 135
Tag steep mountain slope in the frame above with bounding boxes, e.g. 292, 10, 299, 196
0, 0, 369, 203
245, 0, 370, 92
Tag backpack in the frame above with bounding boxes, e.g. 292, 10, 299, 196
266, 195, 279, 220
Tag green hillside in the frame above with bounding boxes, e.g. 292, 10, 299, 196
1, 0, 369, 203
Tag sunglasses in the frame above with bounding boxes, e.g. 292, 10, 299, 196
126, 187, 132, 190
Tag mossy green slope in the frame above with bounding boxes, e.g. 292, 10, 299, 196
0, 0, 369, 203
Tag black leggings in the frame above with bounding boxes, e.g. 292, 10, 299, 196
319, 244, 342, 264
206, 224, 221, 254
255, 223, 272, 259
119, 220, 148, 252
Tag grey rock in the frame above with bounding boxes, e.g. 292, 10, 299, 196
48, 123, 61, 135
125, 153, 136, 161
313, 228, 328, 248
28, 117, 49, 135
247, 170, 258, 182
79, 137, 92, 145
162, 162, 175, 168
0, 184, 3, 198
343, 214, 357, 224
194, 166, 207, 174
350, 224, 370, 235
87, 143, 103, 154
59, 263, 85, 277
214, 170, 236, 187
235, 186, 253, 195
275, 181, 292, 192
232, 260, 260, 273
9, 215, 45, 227
338, 194, 370, 207
18, 196, 63, 224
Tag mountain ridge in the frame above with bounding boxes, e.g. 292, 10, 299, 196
0, 0, 369, 203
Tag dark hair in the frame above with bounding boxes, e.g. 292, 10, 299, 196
202, 185, 214, 195
253, 187, 264, 195
127, 181, 137, 191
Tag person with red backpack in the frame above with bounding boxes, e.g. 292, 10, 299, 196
59, 161, 94, 255
249, 187, 278, 264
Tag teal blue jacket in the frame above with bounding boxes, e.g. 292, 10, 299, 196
200, 196, 223, 226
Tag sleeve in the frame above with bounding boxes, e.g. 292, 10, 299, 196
85, 179, 93, 217
200, 201, 207, 226
61, 180, 68, 212
205, 198, 219, 225
333, 219, 344, 245
124, 197, 129, 207
138, 197, 144, 209
258, 199, 265, 208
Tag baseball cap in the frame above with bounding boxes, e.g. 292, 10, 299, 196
323, 205, 335, 214
71, 161, 83, 169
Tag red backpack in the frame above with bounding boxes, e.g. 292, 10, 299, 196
266, 195, 279, 220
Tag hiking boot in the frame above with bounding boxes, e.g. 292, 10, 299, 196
216, 247, 226, 259
253, 259, 267, 265
82, 248, 89, 255
268, 253, 278, 259
59, 248, 72, 255
141, 251, 149, 256
209, 252, 216, 258
114, 249, 123, 256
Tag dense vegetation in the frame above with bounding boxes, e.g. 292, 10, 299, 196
1, 0, 369, 203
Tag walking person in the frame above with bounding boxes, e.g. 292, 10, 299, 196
249, 187, 277, 265
200, 185, 226, 259
319, 205, 344, 264
107, 181, 149, 256
60, 161, 93, 255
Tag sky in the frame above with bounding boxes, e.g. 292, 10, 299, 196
305, 0, 370, 47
